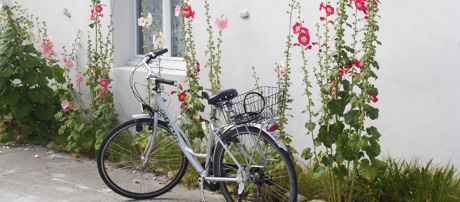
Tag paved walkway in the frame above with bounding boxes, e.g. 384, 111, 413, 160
0, 146, 224, 202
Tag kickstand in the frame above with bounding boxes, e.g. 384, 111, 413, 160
198, 177, 206, 202
237, 183, 245, 202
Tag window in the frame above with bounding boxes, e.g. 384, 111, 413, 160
136, 0, 185, 58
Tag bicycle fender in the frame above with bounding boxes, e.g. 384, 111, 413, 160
265, 131, 290, 155
132, 114, 165, 122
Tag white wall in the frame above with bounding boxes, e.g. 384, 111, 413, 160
15, 0, 460, 167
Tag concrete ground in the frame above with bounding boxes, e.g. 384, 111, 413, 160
0, 146, 224, 202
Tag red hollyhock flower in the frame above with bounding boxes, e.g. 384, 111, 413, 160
355, 0, 367, 14
320, 17, 325, 21
338, 70, 344, 77
307, 45, 312, 50
182, 4, 195, 19
299, 27, 309, 34
99, 78, 109, 88
369, 93, 378, 103
353, 72, 361, 76
325, 5, 335, 16
297, 32, 310, 46
179, 84, 183, 90
319, 2, 324, 11
292, 22, 303, 34
171, 91, 176, 95
178, 92, 187, 102
312, 42, 318, 45
344, 63, 353, 71
189, 74, 194, 78
196, 61, 200, 72
354, 58, 364, 68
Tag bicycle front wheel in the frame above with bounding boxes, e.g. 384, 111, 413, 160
213, 126, 298, 202
97, 118, 188, 199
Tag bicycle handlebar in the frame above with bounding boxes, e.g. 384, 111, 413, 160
142, 49, 175, 86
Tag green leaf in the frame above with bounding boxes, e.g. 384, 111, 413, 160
365, 105, 379, 120
327, 99, 347, 115
35, 103, 55, 120
53, 65, 66, 83
0, 85, 20, 105
10, 97, 33, 118
366, 126, 381, 139
333, 165, 348, 181
58, 125, 67, 135
360, 159, 379, 182
75, 123, 85, 133
28, 87, 53, 103
344, 110, 360, 129
301, 148, 313, 161
372, 61, 380, 70
304, 122, 316, 131
350, 95, 364, 108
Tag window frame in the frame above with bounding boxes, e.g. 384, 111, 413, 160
130, 0, 185, 71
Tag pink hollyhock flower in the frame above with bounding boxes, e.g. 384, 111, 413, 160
138, 17, 146, 27
178, 92, 187, 102
215, 16, 228, 30
99, 88, 107, 98
175, 5, 181, 17
60, 56, 74, 69
145, 13, 153, 28
99, 78, 109, 88
95, 5, 103, 13
369, 93, 378, 103
325, 5, 335, 16
182, 4, 195, 19
153, 34, 166, 50
298, 32, 310, 46
73, 73, 83, 88
319, 2, 324, 11
91, 9, 96, 19
61, 100, 70, 112
42, 40, 53, 51
196, 61, 200, 72
320, 17, 326, 21
349, 0, 353, 5
292, 22, 302, 34
88, 99, 92, 106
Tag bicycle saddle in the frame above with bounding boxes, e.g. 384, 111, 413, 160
202, 88, 238, 105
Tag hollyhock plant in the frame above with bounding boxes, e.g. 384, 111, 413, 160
182, 4, 195, 19
99, 78, 109, 88
215, 16, 228, 30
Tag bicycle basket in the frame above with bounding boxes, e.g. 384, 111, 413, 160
220, 86, 286, 125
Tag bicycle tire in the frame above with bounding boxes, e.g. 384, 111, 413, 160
97, 118, 188, 199
213, 126, 298, 202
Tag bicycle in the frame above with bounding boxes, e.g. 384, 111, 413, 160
97, 49, 298, 202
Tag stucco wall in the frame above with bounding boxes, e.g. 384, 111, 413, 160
15, 0, 460, 167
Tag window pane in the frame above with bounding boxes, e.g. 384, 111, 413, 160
170, 0, 185, 57
137, 0, 163, 54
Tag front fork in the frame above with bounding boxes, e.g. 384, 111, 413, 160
138, 110, 159, 166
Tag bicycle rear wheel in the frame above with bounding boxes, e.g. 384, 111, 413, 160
213, 126, 298, 202
97, 118, 188, 199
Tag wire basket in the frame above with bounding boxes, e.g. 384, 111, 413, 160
220, 86, 286, 125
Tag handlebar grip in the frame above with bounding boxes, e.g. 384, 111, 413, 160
153, 48, 168, 59
155, 77, 175, 86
